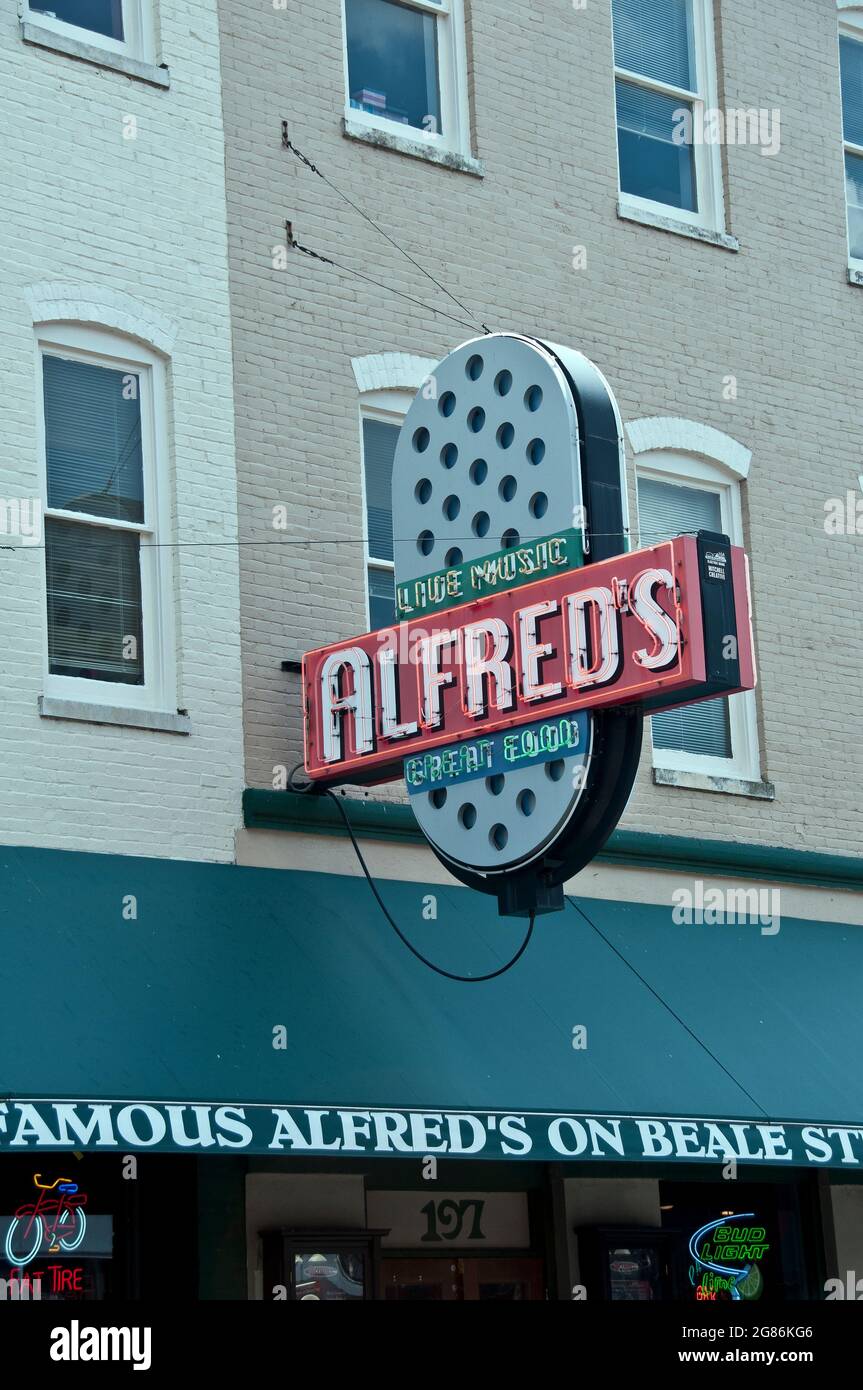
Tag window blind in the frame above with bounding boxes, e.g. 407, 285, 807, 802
841, 35, 863, 148
45, 518, 144, 684
612, 0, 695, 92
368, 565, 396, 629
846, 152, 863, 258
43, 355, 144, 523
363, 417, 399, 563
637, 474, 731, 758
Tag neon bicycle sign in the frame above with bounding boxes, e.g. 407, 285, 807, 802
4, 1174, 88, 1268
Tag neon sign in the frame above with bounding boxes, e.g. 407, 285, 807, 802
303, 536, 755, 786
4, 1174, 88, 1268
689, 1213, 769, 1301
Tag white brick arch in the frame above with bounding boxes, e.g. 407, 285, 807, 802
625, 416, 751, 479
350, 351, 439, 395
25, 283, 177, 357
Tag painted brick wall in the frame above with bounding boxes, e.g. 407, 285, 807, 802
0, 2, 243, 861
220, 0, 862, 857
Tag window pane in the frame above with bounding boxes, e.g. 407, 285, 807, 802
43, 356, 144, 523
636, 474, 731, 759
346, 0, 441, 134
637, 475, 721, 544
362, 417, 398, 563
368, 566, 396, 628
616, 81, 697, 211
651, 699, 732, 757
840, 35, 863, 148
30, 0, 124, 40
846, 152, 863, 259
612, 0, 695, 92
294, 1252, 365, 1301
46, 518, 144, 684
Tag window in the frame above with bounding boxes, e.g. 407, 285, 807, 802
840, 22, 863, 265
38, 326, 175, 711
343, 0, 470, 154
612, 0, 723, 230
361, 410, 401, 628
25, 0, 151, 61
635, 451, 759, 782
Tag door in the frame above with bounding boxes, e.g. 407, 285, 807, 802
462, 1257, 544, 1300
381, 1257, 544, 1301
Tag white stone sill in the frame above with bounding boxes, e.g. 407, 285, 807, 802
39, 695, 190, 734
849, 264, 863, 287
653, 766, 775, 800
618, 199, 740, 252
342, 117, 484, 177
21, 19, 170, 88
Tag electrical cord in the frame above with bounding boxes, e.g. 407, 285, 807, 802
565, 894, 769, 1117
282, 126, 490, 334
288, 766, 535, 982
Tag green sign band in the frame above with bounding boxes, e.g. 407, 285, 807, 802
395, 528, 584, 620
3, 1101, 862, 1168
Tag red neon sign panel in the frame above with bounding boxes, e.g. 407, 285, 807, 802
303, 537, 755, 786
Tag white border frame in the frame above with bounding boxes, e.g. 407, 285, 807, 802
839, 7, 863, 273
35, 323, 176, 713
358, 388, 414, 629
630, 440, 759, 782
340, 0, 472, 160
24, 0, 153, 63
613, 0, 726, 235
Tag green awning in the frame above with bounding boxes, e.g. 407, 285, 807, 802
1, 844, 862, 1166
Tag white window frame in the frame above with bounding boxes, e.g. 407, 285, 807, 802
24, 0, 153, 63
634, 449, 759, 782
358, 388, 413, 628
839, 8, 863, 272
35, 323, 176, 713
341, 0, 472, 159
613, 0, 726, 234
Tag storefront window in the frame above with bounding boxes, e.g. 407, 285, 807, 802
294, 1250, 365, 1302
0, 1153, 197, 1302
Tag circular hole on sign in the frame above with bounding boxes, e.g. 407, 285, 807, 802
413, 427, 430, 452
486, 774, 505, 796
443, 494, 461, 521
517, 789, 536, 817
472, 511, 490, 538
469, 458, 488, 485
459, 803, 477, 830
529, 491, 548, 519
496, 422, 515, 449
445, 547, 463, 566
527, 438, 545, 465
525, 385, 543, 412
466, 354, 484, 381
490, 823, 509, 851
441, 443, 458, 469
499, 475, 517, 502
417, 530, 435, 557
429, 788, 447, 810
546, 759, 566, 782
439, 391, 456, 417
468, 406, 486, 433
415, 478, 432, 504
494, 369, 513, 396
501, 528, 521, 549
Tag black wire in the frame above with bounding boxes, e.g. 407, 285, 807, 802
283, 129, 489, 333
287, 227, 483, 335
565, 895, 769, 1117
286, 767, 535, 981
